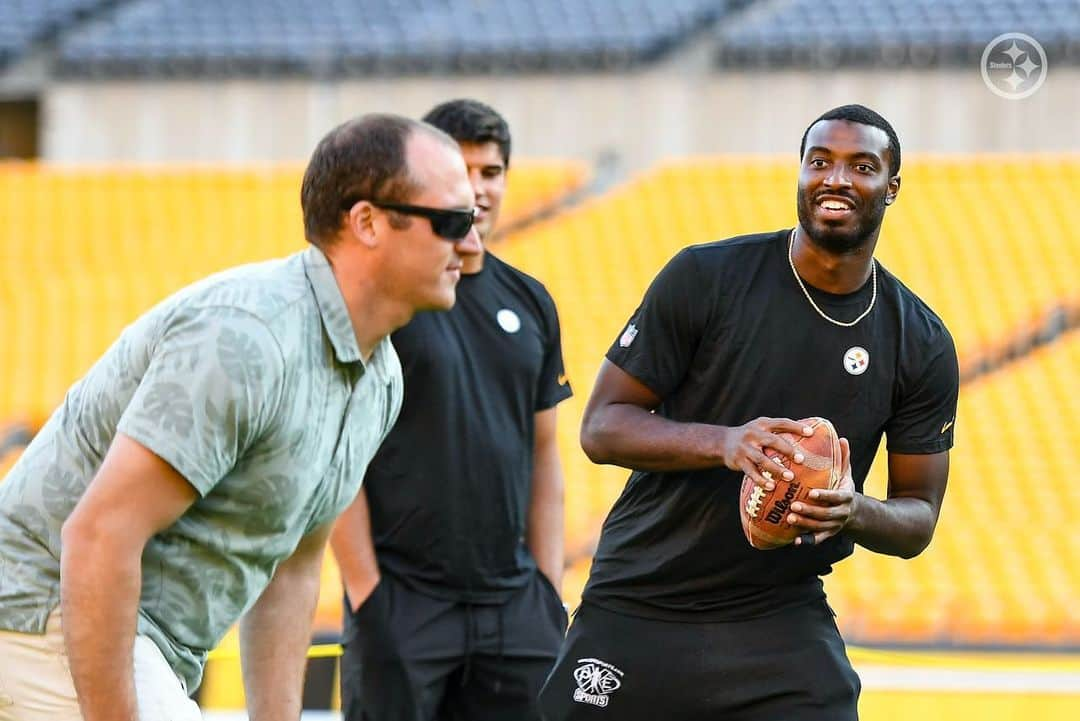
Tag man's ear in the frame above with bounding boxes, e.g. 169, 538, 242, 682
347, 202, 378, 248
885, 175, 901, 206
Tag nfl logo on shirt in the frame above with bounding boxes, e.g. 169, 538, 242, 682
619, 323, 638, 348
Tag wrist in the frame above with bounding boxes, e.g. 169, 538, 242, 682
709, 425, 732, 468
844, 491, 865, 534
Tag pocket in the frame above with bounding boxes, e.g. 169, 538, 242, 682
350, 578, 384, 616
343, 577, 391, 647
133, 636, 191, 721
821, 600, 846, 639
534, 571, 569, 632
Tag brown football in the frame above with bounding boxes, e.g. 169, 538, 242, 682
739, 417, 842, 550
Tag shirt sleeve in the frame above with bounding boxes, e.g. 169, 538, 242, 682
117, 306, 286, 496
605, 248, 707, 399
535, 291, 573, 411
885, 327, 960, 454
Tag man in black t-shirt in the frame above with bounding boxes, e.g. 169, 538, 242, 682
539, 105, 959, 721
331, 99, 573, 721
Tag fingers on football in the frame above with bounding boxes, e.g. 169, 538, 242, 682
795, 529, 838, 546
748, 448, 792, 481
755, 416, 811, 437
787, 510, 844, 531
757, 432, 802, 464
741, 458, 775, 489
806, 488, 854, 506
788, 501, 846, 523
770, 417, 814, 437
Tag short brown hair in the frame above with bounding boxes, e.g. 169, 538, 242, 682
301, 113, 453, 245
423, 99, 511, 168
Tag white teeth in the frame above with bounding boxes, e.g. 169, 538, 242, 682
821, 200, 851, 210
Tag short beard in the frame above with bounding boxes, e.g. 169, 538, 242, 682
796, 188, 887, 254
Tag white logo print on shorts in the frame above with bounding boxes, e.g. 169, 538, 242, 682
572, 657, 623, 708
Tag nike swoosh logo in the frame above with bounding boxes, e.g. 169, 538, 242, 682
941, 420, 954, 434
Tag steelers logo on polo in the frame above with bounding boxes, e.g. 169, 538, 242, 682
843, 346, 869, 376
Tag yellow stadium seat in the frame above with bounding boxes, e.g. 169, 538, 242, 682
3, 156, 1077, 652
0, 160, 587, 423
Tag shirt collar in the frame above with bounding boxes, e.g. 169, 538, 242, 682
302, 244, 363, 365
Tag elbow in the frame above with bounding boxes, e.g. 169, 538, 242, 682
60, 513, 94, 554
897, 546, 923, 561
900, 507, 941, 559
900, 534, 933, 560
61, 510, 144, 565
579, 412, 613, 465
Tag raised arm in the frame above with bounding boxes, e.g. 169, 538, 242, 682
580, 359, 810, 486
787, 443, 949, 558
848, 451, 949, 557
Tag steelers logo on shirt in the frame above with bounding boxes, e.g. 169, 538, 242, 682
496, 308, 521, 334
843, 346, 870, 376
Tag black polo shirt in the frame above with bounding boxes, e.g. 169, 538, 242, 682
582, 229, 959, 621
363, 252, 572, 604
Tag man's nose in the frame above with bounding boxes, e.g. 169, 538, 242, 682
823, 165, 853, 188
455, 227, 483, 256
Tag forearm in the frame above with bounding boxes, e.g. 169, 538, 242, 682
59, 527, 142, 721
329, 490, 381, 611
581, 404, 727, 471
526, 462, 564, 593
846, 494, 938, 559
239, 549, 324, 721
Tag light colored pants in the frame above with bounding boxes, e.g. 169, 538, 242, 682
0, 609, 201, 721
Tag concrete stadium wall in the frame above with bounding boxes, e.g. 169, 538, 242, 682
42, 67, 1080, 171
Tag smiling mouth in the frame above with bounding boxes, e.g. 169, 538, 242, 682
816, 197, 856, 217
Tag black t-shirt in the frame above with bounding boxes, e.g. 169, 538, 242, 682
363, 252, 572, 603
582, 229, 959, 622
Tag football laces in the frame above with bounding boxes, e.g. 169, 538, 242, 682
746, 485, 767, 518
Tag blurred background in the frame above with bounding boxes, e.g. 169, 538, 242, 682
1, 1, 1078, 718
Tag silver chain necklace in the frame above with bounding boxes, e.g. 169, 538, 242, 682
787, 229, 877, 328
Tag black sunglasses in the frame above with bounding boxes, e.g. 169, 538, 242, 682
342, 198, 477, 240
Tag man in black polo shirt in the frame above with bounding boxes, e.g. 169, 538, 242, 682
539, 105, 959, 720
332, 99, 572, 721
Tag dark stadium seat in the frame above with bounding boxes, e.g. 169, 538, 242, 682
716, 0, 1080, 68
0, 0, 115, 67
54, 0, 736, 77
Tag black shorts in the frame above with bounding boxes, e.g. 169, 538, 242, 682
539, 600, 860, 721
340, 569, 568, 721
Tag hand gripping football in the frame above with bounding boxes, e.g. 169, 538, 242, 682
739, 417, 842, 550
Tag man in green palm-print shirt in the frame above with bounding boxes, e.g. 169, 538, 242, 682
0, 114, 481, 721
